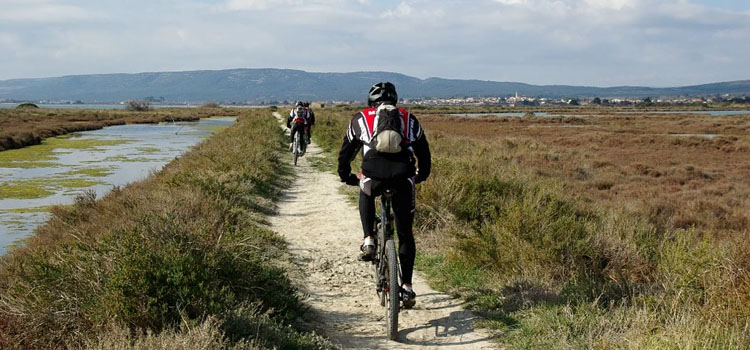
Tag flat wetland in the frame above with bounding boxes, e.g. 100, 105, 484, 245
1, 105, 749, 348
421, 110, 750, 238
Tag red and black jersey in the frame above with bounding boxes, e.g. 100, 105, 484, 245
338, 107, 431, 181
287, 108, 309, 126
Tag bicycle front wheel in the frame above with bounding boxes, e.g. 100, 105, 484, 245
385, 239, 399, 340
293, 132, 300, 166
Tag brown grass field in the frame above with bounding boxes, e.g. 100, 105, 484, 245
422, 112, 750, 237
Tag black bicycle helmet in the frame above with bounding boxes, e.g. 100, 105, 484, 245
368, 82, 398, 107
295, 101, 304, 107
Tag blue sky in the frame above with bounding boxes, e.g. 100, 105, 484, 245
0, 0, 748, 87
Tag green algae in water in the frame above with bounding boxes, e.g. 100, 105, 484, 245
137, 147, 161, 153
0, 182, 54, 199
2, 219, 26, 228
62, 167, 114, 177
0, 177, 105, 199
45, 137, 134, 150
4, 206, 52, 213
0, 137, 134, 168
0, 161, 58, 168
102, 155, 157, 162
53, 178, 105, 189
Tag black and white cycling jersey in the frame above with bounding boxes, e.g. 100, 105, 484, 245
338, 107, 431, 181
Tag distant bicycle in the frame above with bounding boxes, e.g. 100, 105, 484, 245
291, 126, 306, 166
371, 188, 403, 340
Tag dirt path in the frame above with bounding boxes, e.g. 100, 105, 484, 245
270, 112, 496, 349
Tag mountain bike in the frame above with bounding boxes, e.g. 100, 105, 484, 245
291, 127, 306, 166
371, 189, 401, 340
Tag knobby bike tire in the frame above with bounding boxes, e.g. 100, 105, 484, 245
375, 221, 386, 307
385, 239, 399, 340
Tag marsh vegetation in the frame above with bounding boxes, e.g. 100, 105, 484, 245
1, 104, 747, 348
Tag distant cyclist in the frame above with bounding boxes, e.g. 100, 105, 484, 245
287, 102, 310, 149
303, 102, 315, 143
337, 82, 431, 308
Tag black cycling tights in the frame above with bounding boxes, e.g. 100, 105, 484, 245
359, 178, 416, 285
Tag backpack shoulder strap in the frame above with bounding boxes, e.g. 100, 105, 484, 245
398, 107, 410, 144
361, 107, 377, 137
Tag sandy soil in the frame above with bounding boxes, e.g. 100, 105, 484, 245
269, 112, 497, 349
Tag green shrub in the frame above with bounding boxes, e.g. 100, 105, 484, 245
126, 100, 150, 111
16, 102, 39, 109
200, 102, 221, 108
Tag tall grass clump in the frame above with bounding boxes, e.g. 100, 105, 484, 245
0, 109, 332, 349
313, 107, 750, 349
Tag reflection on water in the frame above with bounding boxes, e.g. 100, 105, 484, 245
448, 112, 552, 117
0, 103, 196, 109
618, 110, 750, 116
448, 110, 750, 118
668, 133, 719, 139
0, 117, 235, 254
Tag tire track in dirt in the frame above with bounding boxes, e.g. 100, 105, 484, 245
270, 112, 497, 349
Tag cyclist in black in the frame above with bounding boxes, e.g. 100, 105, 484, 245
337, 82, 431, 308
287, 102, 309, 150
303, 102, 315, 143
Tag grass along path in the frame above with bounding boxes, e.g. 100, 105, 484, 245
0, 110, 332, 349
270, 112, 496, 348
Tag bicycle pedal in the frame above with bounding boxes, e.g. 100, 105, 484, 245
401, 289, 416, 309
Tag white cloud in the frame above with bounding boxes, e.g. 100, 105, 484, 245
226, 0, 274, 10
225, 0, 354, 11
0, 2, 106, 23
494, 0, 527, 5
381, 2, 414, 18
0, 33, 19, 46
583, 0, 637, 10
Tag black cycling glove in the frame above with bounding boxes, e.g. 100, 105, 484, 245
344, 173, 359, 186
414, 171, 427, 184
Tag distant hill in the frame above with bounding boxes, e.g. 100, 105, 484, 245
1, 68, 748, 102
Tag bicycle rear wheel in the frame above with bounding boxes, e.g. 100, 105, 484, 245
376, 224, 386, 307
385, 239, 399, 340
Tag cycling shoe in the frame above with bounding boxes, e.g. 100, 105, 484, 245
401, 287, 416, 309
359, 244, 375, 262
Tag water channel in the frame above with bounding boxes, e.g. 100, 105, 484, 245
0, 117, 236, 254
